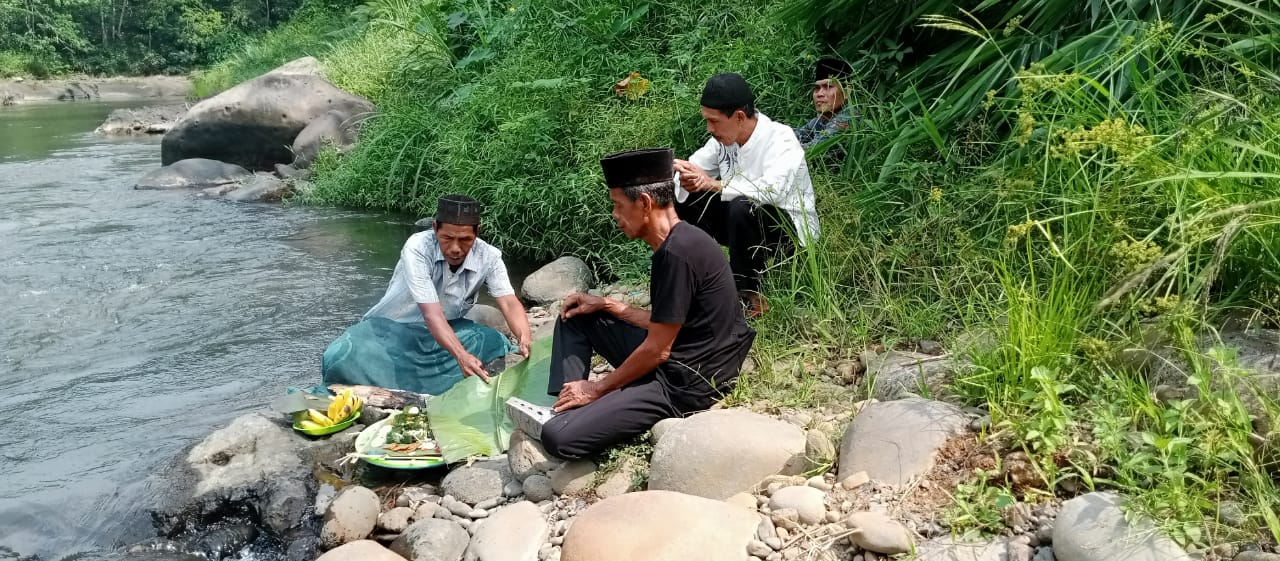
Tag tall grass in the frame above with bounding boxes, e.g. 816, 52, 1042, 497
190, 8, 351, 98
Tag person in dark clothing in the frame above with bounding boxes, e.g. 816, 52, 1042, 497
516, 147, 756, 460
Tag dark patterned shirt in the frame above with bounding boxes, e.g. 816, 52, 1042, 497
794, 106, 858, 149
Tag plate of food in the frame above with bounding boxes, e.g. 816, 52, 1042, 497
352, 406, 447, 470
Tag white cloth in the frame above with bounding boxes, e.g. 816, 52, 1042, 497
364, 230, 516, 323
680, 112, 821, 244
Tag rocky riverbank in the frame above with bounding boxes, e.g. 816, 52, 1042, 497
0, 75, 190, 105
74, 258, 1280, 561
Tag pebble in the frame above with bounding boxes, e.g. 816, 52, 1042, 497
1035, 522, 1053, 544
1007, 535, 1034, 561
766, 554, 782, 561
442, 495, 471, 517
468, 508, 489, 519
757, 515, 778, 542
748, 540, 773, 557
783, 549, 800, 560
504, 479, 524, 497
770, 508, 800, 530
765, 537, 782, 550
970, 415, 992, 432
475, 497, 503, 510
840, 471, 870, 490
806, 476, 833, 491
539, 544, 554, 561
776, 527, 790, 541
1032, 547, 1053, 561
550, 536, 563, 546
825, 511, 841, 523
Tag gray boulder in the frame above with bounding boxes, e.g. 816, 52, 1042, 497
466, 501, 547, 561
225, 174, 293, 203
562, 491, 758, 561
466, 304, 513, 339
390, 518, 469, 561
441, 457, 513, 505
521, 256, 593, 305
320, 486, 380, 549
290, 109, 363, 168
161, 60, 373, 170
648, 409, 806, 500
135, 158, 250, 190
96, 103, 188, 135
838, 398, 968, 485
1053, 492, 1190, 561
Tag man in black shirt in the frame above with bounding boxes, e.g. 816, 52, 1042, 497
529, 147, 756, 460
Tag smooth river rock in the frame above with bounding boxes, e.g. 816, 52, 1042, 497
562, 491, 759, 561
521, 256, 593, 305
649, 409, 806, 499
441, 457, 513, 505
1053, 492, 1191, 561
466, 501, 547, 561
316, 540, 407, 561
838, 398, 968, 485
320, 486, 381, 549
135, 158, 250, 190
390, 518, 469, 561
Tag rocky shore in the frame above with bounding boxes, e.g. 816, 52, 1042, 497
68, 258, 1280, 561
0, 75, 190, 105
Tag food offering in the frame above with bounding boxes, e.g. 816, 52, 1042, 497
351, 406, 446, 469
293, 389, 363, 436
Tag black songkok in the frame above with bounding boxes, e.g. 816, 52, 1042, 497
600, 148, 674, 189
815, 57, 852, 83
699, 73, 755, 113
435, 194, 481, 225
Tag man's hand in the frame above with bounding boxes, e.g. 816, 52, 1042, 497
456, 351, 490, 383
561, 292, 608, 320
554, 380, 604, 412
517, 333, 532, 358
673, 160, 720, 192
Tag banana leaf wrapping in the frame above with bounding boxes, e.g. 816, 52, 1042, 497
426, 337, 557, 462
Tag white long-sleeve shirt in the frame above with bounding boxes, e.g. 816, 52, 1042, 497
680, 112, 821, 243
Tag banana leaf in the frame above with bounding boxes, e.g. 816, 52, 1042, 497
426, 336, 557, 462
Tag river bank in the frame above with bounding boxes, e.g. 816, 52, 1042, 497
0, 75, 190, 105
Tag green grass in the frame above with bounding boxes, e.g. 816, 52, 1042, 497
190, 9, 351, 98
210, 0, 1280, 548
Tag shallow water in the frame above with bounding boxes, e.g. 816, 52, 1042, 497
0, 101, 492, 558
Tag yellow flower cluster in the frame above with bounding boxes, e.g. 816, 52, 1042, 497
929, 187, 943, 204
1109, 239, 1163, 274
1003, 15, 1023, 37
1057, 117, 1153, 163
1077, 337, 1112, 363
1005, 219, 1037, 245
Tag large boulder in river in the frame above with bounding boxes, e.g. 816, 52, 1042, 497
290, 109, 363, 169
161, 60, 373, 171
135, 158, 251, 190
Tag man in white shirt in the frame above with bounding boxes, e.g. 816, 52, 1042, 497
673, 72, 821, 317
322, 195, 532, 394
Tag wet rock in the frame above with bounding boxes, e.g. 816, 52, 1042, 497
563, 491, 758, 561
135, 158, 251, 190
162, 59, 374, 170
768, 486, 826, 525
845, 511, 912, 555
467, 501, 548, 561
1053, 492, 1191, 561
390, 518, 469, 561
521, 256, 593, 305
184, 522, 259, 560
838, 398, 968, 485
649, 409, 806, 500
95, 103, 188, 135
442, 458, 513, 505
320, 486, 381, 549
317, 540, 408, 561
225, 174, 292, 202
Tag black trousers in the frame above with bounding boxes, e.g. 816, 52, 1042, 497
675, 192, 796, 293
540, 313, 687, 460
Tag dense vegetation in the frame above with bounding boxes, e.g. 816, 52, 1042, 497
205, 0, 1280, 551
0, 0, 353, 77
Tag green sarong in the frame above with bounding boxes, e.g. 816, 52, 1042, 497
321, 317, 516, 396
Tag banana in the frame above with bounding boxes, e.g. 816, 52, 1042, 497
326, 395, 343, 420
307, 408, 334, 427
299, 420, 326, 430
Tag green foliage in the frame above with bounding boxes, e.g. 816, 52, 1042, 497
191, 7, 350, 97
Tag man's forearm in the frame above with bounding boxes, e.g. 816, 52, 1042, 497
604, 299, 651, 329
419, 304, 468, 358
495, 295, 531, 342
597, 341, 667, 393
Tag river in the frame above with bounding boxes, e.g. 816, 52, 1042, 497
0, 101, 489, 559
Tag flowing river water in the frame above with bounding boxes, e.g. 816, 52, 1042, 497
0, 101, 505, 559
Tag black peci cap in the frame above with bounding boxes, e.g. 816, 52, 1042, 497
600, 148, 675, 189
699, 72, 755, 112
815, 57, 852, 83
435, 194, 482, 225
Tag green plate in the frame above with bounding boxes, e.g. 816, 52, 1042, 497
293, 409, 361, 436
354, 415, 447, 470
